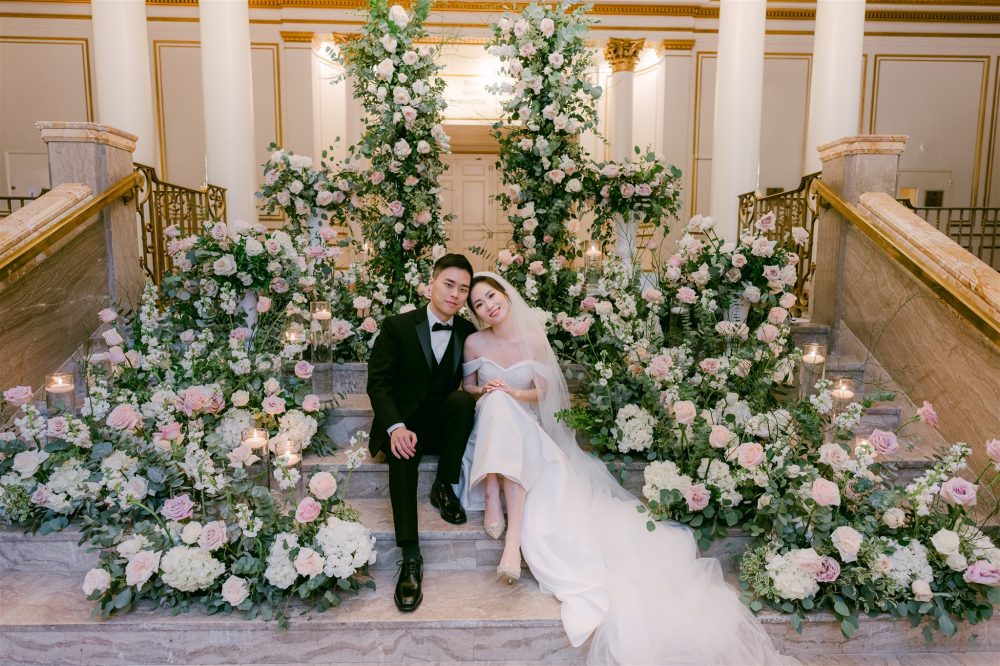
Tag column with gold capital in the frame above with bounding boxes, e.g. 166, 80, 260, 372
604, 38, 644, 269
199, 0, 258, 224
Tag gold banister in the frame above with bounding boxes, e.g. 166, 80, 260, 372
0, 172, 140, 284
814, 179, 1000, 345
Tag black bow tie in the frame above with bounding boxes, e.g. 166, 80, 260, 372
431, 322, 453, 332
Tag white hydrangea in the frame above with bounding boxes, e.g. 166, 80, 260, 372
265, 532, 300, 589
886, 539, 934, 588
216, 408, 255, 450
642, 460, 692, 503
46, 458, 92, 501
277, 410, 318, 449
766, 550, 819, 600
314, 516, 376, 579
614, 404, 656, 453
159, 546, 225, 592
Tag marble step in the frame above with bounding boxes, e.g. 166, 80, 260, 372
4, 563, 1000, 665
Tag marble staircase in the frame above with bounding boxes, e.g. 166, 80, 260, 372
4, 321, 977, 664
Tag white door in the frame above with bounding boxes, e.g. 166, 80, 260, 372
4, 151, 50, 197
439, 154, 507, 273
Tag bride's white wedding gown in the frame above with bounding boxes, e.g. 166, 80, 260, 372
455, 357, 789, 666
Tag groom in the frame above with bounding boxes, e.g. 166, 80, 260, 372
366, 253, 477, 612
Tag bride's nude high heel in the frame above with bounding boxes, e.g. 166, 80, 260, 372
484, 515, 506, 540
497, 550, 522, 584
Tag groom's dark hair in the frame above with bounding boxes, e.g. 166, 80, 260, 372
432, 253, 474, 280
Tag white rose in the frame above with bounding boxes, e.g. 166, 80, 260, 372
231, 390, 249, 407
946, 552, 968, 571
125, 550, 161, 587
82, 568, 111, 596
881, 507, 906, 529
12, 449, 49, 477
222, 575, 250, 606
245, 238, 264, 257
830, 526, 863, 563
213, 254, 238, 276
930, 528, 960, 556
912, 579, 933, 602
389, 4, 410, 27
181, 521, 203, 545
264, 378, 280, 395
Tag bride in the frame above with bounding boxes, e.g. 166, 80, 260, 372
454, 272, 790, 666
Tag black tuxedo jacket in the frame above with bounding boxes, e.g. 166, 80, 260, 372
366, 307, 477, 456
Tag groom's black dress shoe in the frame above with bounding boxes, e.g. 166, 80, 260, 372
430, 481, 467, 525
394, 557, 423, 612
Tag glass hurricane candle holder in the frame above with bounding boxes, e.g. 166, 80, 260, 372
584, 243, 602, 295
798, 343, 828, 400
242, 428, 270, 487
272, 438, 303, 507
830, 376, 859, 411
44, 373, 77, 416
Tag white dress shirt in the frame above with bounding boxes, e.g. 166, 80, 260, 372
388, 306, 454, 436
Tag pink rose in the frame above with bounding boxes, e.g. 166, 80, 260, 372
641, 288, 664, 304
294, 361, 314, 379
402, 239, 417, 251
736, 442, 765, 469
987, 439, 1000, 464
106, 404, 142, 431
709, 425, 734, 449
360, 317, 378, 334
569, 319, 591, 337
370, 171, 385, 185
699, 358, 722, 375
815, 557, 841, 583
4, 386, 33, 406
869, 429, 899, 456
256, 296, 272, 313
636, 183, 652, 197
779, 292, 797, 309
230, 327, 251, 342
940, 477, 977, 507
528, 261, 546, 276
294, 547, 325, 578
676, 287, 697, 305
767, 307, 788, 326
302, 394, 321, 412
731, 254, 747, 269
387, 200, 405, 217
415, 210, 432, 225
580, 296, 598, 312
756, 323, 780, 344
97, 308, 118, 323
198, 520, 227, 551
108, 346, 127, 364
295, 497, 322, 523
262, 396, 286, 416
31, 485, 50, 506
308, 472, 338, 500
673, 400, 696, 425
161, 494, 196, 521
684, 483, 710, 511
811, 478, 841, 507
791, 548, 824, 575
269, 277, 289, 294
498, 249, 515, 267
917, 401, 938, 428
176, 386, 212, 416
125, 550, 160, 587
46, 416, 69, 439
964, 560, 1000, 586
221, 575, 249, 606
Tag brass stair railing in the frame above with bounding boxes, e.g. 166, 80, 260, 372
898, 200, 999, 272
134, 163, 227, 284
737, 172, 821, 317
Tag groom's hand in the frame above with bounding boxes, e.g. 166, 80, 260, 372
390, 428, 418, 459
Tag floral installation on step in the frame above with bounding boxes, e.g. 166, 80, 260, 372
0, 223, 376, 624
332, 0, 452, 313
257, 144, 358, 233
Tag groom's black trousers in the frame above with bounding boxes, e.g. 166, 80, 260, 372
387, 389, 475, 549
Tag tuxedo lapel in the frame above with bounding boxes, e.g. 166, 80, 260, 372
450, 326, 463, 375
413, 310, 434, 371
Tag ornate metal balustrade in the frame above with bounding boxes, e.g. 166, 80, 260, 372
134, 163, 227, 284
0, 194, 40, 218
898, 201, 1000, 272
737, 172, 820, 317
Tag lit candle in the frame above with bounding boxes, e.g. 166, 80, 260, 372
831, 378, 855, 401
243, 428, 269, 450
311, 301, 332, 321
801, 343, 826, 366
585, 243, 601, 268
275, 440, 301, 467
45, 373, 75, 394
284, 323, 306, 345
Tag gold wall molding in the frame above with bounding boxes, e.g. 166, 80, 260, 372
0, 35, 94, 122
604, 37, 645, 73
869, 54, 991, 206
661, 39, 695, 51
280, 31, 314, 43
984, 57, 999, 206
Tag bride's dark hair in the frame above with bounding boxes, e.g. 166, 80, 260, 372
467, 275, 507, 311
